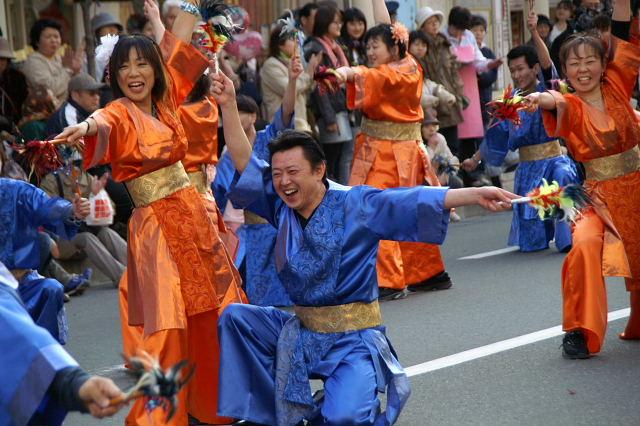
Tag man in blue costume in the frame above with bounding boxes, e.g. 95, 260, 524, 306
213, 55, 303, 307
0, 261, 125, 424
463, 14, 579, 253
0, 174, 90, 344
211, 71, 518, 426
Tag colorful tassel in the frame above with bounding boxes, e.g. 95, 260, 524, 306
314, 66, 341, 95
486, 84, 526, 128
511, 179, 591, 222
197, 0, 241, 72
12, 139, 65, 180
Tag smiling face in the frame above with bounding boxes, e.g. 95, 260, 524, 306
116, 47, 155, 110
328, 12, 342, 39
38, 27, 62, 58
508, 56, 539, 92
564, 43, 603, 96
367, 36, 395, 67
271, 146, 326, 217
346, 19, 366, 40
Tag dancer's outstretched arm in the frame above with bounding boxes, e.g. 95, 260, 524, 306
373, 0, 391, 24
211, 72, 252, 173
144, 0, 165, 43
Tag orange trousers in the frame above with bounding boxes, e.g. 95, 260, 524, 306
358, 140, 445, 290
562, 210, 640, 354
120, 275, 232, 425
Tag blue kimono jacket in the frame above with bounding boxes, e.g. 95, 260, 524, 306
0, 262, 77, 426
0, 178, 77, 270
224, 155, 451, 425
480, 81, 579, 252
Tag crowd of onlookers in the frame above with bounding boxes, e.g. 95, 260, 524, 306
0, 0, 637, 298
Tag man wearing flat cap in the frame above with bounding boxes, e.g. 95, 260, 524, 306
46, 73, 104, 138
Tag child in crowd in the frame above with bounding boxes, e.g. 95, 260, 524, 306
408, 31, 457, 117
422, 111, 462, 190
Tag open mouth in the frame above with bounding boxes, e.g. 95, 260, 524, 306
577, 76, 592, 82
283, 189, 298, 200
128, 82, 145, 93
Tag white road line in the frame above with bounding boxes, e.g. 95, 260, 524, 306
89, 308, 631, 380
459, 246, 520, 260
405, 308, 630, 377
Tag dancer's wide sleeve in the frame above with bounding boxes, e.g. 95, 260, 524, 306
18, 182, 77, 240
0, 276, 78, 426
160, 30, 210, 105
352, 185, 450, 244
228, 155, 282, 226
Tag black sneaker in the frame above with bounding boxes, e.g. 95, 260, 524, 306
411, 271, 453, 291
562, 330, 590, 359
378, 287, 412, 301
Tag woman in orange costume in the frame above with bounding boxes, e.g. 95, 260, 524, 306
525, 0, 640, 359
55, 0, 243, 423
336, 0, 451, 300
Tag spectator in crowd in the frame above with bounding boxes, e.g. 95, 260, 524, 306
527, 14, 553, 47
22, 19, 83, 107
416, 6, 465, 156
422, 111, 463, 191
386, 1, 400, 24
549, 0, 574, 44
592, 13, 612, 45
46, 73, 103, 138
340, 7, 368, 66
91, 12, 123, 83
304, 3, 353, 183
444, 6, 502, 187
260, 23, 319, 133
126, 13, 154, 39
162, 0, 180, 31
18, 85, 56, 142
298, 2, 319, 41
0, 38, 28, 130
470, 15, 498, 129
39, 165, 127, 288
408, 30, 457, 120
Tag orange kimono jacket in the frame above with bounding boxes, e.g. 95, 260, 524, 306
84, 31, 241, 336
543, 38, 640, 284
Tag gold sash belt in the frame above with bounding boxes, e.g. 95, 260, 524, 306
125, 162, 191, 207
294, 300, 383, 333
187, 170, 209, 194
361, 117, 422, 141
583, 146, 640, 182
519, 140, 563, 162
244, 210, 268, 225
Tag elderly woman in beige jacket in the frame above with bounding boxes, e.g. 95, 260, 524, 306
260, 23, 320, 133
22, 19, 82, 108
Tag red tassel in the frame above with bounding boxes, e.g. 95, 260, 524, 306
486, 84, 526, 127
314, 66, 341, 95
13, 140, 64, 180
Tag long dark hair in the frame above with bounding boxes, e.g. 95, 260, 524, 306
186, 74, 211, 103
268, 23, 289, 58
340, 8, 367, 63
108, 35, 168, 102
312, 4, 341, 38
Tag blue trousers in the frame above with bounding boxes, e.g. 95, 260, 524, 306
218, 304, 381, 426
18, 271, 67, 344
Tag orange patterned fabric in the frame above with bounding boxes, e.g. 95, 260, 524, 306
542, 38, 640, 352
347, 56, 445, 289
178, 96, 220, 172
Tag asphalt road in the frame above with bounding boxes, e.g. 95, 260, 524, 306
63, 211, 639, 425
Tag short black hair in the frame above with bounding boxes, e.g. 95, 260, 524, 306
364, 24, 407, 59
299, 3, 319, 19
108, 35, 168, 102
268, 129, 326, 178
470, 15, 487, 30
537, 14, 553, 30
448, 6, 472, 30
236, 94, 259, 115
30, 19, 62, 49
186, 74, 211, 103
313, 4, 341, 38
557, 0, 575, 10
409, 30, 429, 46
507, 44, 539, 68
592, 13, 611, 31
126, 13, 149, 35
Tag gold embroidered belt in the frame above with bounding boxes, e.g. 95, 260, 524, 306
125, 161, 191, 207
518, 140, 563, 162
361, 117, 422, 141
244, 210, 268, 225
187, 170, 208, 194
294, 300, 383, 333
583, 146, 640, 182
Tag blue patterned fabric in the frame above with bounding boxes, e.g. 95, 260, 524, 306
480, 82, 579, 252
219, 156, 450, 425
0, 262, 77, 426
0, 178, 77, 270
18, 271, 67, 345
